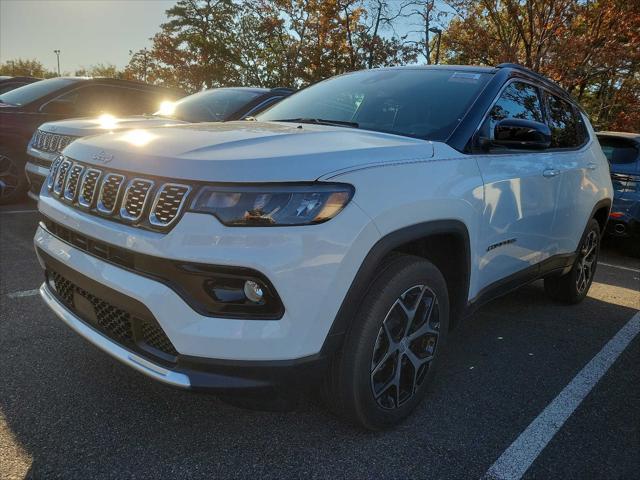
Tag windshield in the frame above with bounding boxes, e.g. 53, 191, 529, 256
159, 89, 262, 122
257, 69, 491, 140
0, 77, 78, 106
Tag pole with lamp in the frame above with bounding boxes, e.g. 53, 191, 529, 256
428, 28, 442, 65
53, 50, 61, 76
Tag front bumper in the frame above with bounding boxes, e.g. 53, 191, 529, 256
34, 189, 379, 388
39, 278, 329, 391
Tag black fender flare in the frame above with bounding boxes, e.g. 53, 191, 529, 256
320, 219, 471, 356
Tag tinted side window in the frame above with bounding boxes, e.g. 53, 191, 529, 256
0, 82, 26, 94
546, 94, 585, 148
487, 82, 543, 135
58, 85, 127, 115
119, 88, 165, 114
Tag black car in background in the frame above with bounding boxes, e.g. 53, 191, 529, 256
0, 76, 41, 94
597, 131, 640, 256
0, 77, 183, 204
24, 86, 294, 199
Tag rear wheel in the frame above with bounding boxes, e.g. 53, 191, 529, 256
544, 219, 600, 304
322, 254, 449, 430
0, 146, 28, 205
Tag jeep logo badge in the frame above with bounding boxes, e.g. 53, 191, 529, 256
92, 151, 114, 164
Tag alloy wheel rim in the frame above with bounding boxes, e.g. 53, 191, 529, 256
370, 285, 440, 409
0, 154, 19, 199
576, 230, 598, 294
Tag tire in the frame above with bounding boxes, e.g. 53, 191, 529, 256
0, 145, 28, 205
322, 254, 449, 430
544, 218, 600, 304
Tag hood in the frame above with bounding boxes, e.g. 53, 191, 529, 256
38, 115, 189, 137
63, 121, 434, 182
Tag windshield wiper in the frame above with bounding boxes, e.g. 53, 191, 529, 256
276, 118, 359, 128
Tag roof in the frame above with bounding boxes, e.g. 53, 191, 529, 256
50, 76, 183, 95
0, 76, 41, 82
203, 86, 294, 95
363, 64, 498, 74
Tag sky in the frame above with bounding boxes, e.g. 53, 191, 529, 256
0, 0, 452, 74
0, 0, 176, 73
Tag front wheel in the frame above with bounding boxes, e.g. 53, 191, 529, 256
322, 254, 449, 430
544, 218, 600, 304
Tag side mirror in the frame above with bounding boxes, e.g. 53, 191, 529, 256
41, 100, 77, 116
492, 118, 551, 150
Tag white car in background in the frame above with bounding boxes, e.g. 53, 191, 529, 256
35, 64, 611, 429
25, 87, 292, 199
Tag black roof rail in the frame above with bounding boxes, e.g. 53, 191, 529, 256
270, 87, 295, 94
496, 62, 576, 104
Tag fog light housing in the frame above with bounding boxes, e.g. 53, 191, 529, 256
244, 280, 264, 303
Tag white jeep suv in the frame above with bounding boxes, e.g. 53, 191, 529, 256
34, 64, 612, 429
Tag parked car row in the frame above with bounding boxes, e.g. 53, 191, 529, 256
33, 63, 616, 429
24, 86, 293, 199
0, 75, 41, 94
0, 77, 293, 204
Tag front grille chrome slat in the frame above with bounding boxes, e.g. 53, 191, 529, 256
63, 163, 85, 201
149, 184, 192, 228
97, 173, 125, 215
53, 159, 72, 197
77, 168, 102, 208
50, 157, 191, 231
120, 178, 155, 222
47, 156, 63, 191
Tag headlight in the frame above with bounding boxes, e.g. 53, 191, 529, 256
190, 183, 354, 226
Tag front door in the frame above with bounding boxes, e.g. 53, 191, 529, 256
474, 81, 561, 292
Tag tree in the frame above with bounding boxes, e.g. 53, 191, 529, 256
442, 0, 640, 131
75, 63, 122, 78
0, 58, 57, 78
129, 0, 240, 92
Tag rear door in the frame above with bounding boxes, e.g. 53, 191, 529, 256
543, 92, 596, 253
474, 80, 560, 290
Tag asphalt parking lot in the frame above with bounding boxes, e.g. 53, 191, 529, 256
1, 201, 638, 480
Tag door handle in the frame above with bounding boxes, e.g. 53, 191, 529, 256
543, 169, 560, 178
587, 162, 598, 170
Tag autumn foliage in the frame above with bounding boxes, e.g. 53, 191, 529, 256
2, 0, 637, 132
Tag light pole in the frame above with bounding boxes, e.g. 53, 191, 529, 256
53, 50, 61, 76
428, 28, 442, 65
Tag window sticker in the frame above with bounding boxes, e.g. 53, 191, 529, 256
449, 72, 482, 83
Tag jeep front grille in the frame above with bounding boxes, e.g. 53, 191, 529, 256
46, 157, 193, 231
32, 129, 76, 154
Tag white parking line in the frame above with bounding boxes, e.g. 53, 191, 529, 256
6, 289, 40, 299
598, 262, 640, 274
484, 311, 640, 480
0, 209, 38, 215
